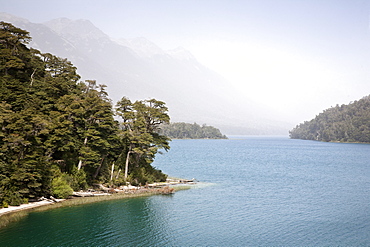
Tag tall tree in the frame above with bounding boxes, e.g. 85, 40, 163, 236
0, 23, 54, 203
116, 98, 170, 183
0, 22, 172, 205
0, 21, 31, 77
75, 80, 120, 183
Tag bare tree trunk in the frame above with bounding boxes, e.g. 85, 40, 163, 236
77, 137, 88, 170
116, 169, 121, 180
30, 69, 36, 86
77, 160, 83, 170
124, 151, 133, 180
110, 163, 115, 181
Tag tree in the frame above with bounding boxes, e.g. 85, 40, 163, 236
75, 80, 120, 184
0, 23, 87, 203
0, 23, 55, 203
0, 21, 31, 77
0, 22, 172, 205
289, 95, 370, 143
116, 98, 170, 183
160, 122, 227, 139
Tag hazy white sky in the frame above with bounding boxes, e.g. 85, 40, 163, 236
2, 0, 370, 123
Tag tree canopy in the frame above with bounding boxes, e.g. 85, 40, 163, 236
160, 122, 227, 139
289, 95, 370, 143
0, 22, 170, 206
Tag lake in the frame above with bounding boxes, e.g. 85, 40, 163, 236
0, 136, 369, 246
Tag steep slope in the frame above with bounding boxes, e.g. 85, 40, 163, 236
0, 13, 291, 134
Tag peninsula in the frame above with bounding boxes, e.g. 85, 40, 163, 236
160, 122, 227, 139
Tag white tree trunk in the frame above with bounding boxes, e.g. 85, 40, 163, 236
30, 69, 36, 86
110, 163, 115, 181
77, 137, 88, 170
116, 169, 121, 180
124, 151, 132, 180
77, 160, 82, 170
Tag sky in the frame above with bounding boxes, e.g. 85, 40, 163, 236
2, 0, 370, 123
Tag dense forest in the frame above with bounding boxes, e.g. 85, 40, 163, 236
289, 95, 370, 143
0, 22, 171, 207
160, 122, 227, 139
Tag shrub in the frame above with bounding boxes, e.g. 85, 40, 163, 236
72, 168, 88, 191
127, 166, 168, 186
9, 193, 23, 206
51, 175, 73, 199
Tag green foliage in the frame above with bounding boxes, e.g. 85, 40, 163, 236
115, 97, 171, 183
160, 122, 227, 139
51, 175, 73, 199
71, 168, 88, 191
0, 21, 32, 78
50, 165, 86, 192
127, 166, 167, 186
1, 188, 23, 206
289, 95, 370, 143
0, 22, 172, 204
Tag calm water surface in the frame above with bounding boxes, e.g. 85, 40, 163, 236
0, 137, 369, 246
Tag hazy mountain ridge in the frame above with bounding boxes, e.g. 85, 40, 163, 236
115, 37, 167, 58
0, 13, 292, 134
44, 18, 109, 40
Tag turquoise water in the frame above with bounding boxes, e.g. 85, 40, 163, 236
1, 137, 369, 246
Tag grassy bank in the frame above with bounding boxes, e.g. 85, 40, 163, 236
0, 185, 191, 229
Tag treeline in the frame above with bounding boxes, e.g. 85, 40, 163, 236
160, 122, 227, 139
0, 22, 170, 206
289, 95, 370, 143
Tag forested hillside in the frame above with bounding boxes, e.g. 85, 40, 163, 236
289, 95, 370, 143
0, 22, 170, 207
160, 122, 227, 139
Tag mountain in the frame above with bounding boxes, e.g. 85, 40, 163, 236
0, 13, 292, 135
289, 95, 370, 142
115, 37, 167, 58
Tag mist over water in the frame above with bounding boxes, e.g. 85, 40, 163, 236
1, 137, 369, 246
